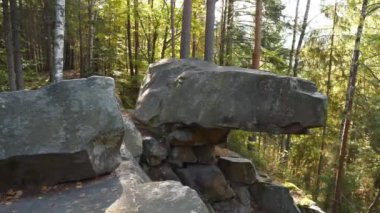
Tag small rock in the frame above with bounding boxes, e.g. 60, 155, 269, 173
217, 157, 257, 184
168, 126, 229, 146
145, 163, 180, 181
193, 145, 217, 164
211, 198, 251, 213
122, 116, 143, 158
175, 165, 235, 202
142, 137, 168, 166
169, 146, 198, 166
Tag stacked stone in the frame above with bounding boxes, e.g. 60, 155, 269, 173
138, 124, 301, 213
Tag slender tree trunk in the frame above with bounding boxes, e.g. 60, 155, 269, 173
192, 32, 196, 58
225, 0, 234, 65
219, 0, 228, 65
314, 1, 337, 199
332, 1, 368, 212
161, 26, 169, 59
10, 0, 23, 89
88, 0, 96, 74
170, 0, 175, 58
133, 0, 139, 75
2, 0, 16, 91
126, 0, 134, 76
53, 0, 65, 82
78, 0, 85, 77
293, 0, 311, 77
368, 189, 380, 213
204, 0, 216, 62
180, 0, 192, 59
252, 0, 262, 69
287, 0, 300, 75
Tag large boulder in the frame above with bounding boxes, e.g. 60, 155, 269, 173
106, 181, 209, 213
250, 182, 301, 213
217, 156, 257, 184
134, 59, 327, 134
0, 76, 124, 190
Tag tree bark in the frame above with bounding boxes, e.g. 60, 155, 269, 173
292, 0, 311, 77
126, 0, 134, 76
88, 0, 97, 74
287, 0, 300, 75
10, 0, 24, 89
225, 0, 234, 65
252, 0, 262, 69
218, 0, 227, 65
170, 0, 175, 58
2, 0, 16, 91
161, 26, 169, 59
133, 0, 139, 75
314, 1, 337, 199
368, 188, 380, 213
180, 0, 192, 59
332, 0, 368, 212
53, 0, 65, 82
204, 0, 216, 62
78, 0, 85, 77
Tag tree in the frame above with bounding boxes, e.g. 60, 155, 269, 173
170, 0, 175, 58
252, 0, 262, 69
287, 0, 299, 75
126, 0, 134, 76
10, 0, 24, 89
332, 0, 369, 212
292, 0, 311, 77
315, 1, 338, 199
2, 0, 16, 90
53, 0, 65, 82
180, 0, 192, 59
204, 0, 216, 62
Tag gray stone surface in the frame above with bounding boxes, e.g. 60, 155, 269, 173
0, 150, 149, 213
0, 76, 124, 190
106, 181, 209, 213
142, 137, 168, 166
218, 157, 257, 184
122, 115, 143, 158
250, 182, 301, 213
175, 165, 235, 202
135, 59, 327, 134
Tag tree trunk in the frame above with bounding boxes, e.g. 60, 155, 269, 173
331, 0, 368, 212
170, 0, 175, 58
314, 1, 337, 199
126, 0, 134, 76
2, 0, 16, 91
225, 0, 234, 65
292, 0, 311, 77
180, 0, 192, 59
219, 0, 227, 65
368, 189, 380, 213
192, 32, 196, 58
78, 0, 85, 77
287, 0, 300, 75
252, 0, 262, 69
133, 0, 139, 75
52, 0, 65, 82
10, 0, 24, 89
88, 0, 96, 74
161, 26, 169, 59
204, 0, 216, 62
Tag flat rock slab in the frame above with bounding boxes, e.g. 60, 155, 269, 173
0, 76, 124, 190
135, 59, 327, 134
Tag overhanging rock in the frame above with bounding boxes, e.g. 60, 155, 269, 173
134, 59, 327, 134
0, 76, 124, 190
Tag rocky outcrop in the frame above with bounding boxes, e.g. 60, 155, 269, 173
0, 76, 124, 190
135, 59, 327, 134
